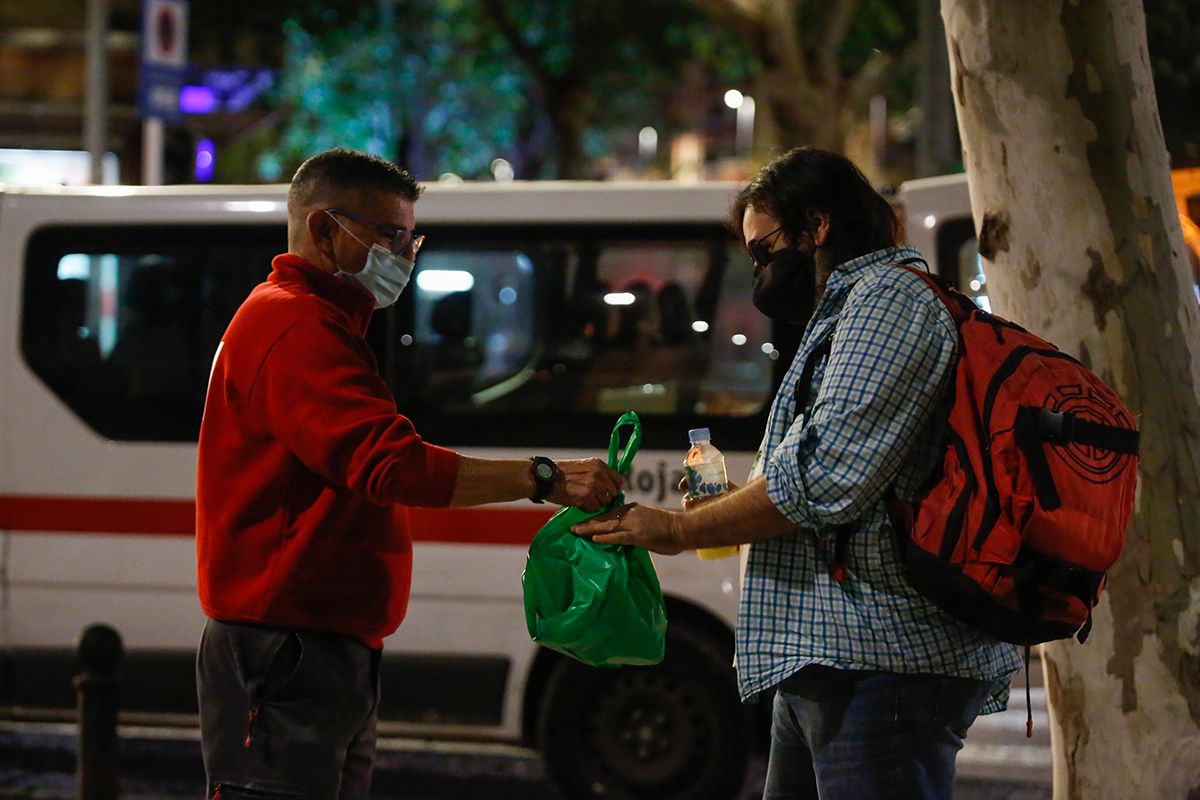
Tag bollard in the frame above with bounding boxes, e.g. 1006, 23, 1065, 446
74, 623, 122, 800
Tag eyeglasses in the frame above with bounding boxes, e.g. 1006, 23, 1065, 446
747, 225, 786, 268
325, 208, 425, 257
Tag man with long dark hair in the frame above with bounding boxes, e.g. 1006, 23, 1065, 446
575, 147, 1020, 799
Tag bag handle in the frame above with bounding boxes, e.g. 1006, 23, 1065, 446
607, 411, 642, 475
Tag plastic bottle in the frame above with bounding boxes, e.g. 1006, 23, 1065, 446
684, 427, 739, 560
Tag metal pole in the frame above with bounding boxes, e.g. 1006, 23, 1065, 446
142, 117, 164, 185
736, 96, 756, 156
85, 0, 110, 185
75, 623, 122, 800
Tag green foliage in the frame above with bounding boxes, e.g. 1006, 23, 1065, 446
265, 0, 753, 179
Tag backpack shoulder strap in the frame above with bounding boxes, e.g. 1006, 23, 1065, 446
896, 259, 974, 325
793, 332, 833, 413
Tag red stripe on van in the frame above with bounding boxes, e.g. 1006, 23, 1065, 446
0, 494, 553, 546
0, 494, 195, 535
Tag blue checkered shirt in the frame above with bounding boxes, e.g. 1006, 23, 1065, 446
735, 246, 1021, 713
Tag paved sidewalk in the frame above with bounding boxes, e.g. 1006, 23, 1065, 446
0, 725, 1051, 800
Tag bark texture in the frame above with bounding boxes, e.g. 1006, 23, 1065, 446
942, 1, 1200, 797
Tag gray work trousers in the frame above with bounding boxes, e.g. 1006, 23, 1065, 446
197, 619, 380, 800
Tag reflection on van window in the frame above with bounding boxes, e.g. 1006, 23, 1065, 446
23, 224, 786, 448
404, 237, 774, 429
935, 216, 992, 312
956, 239, 991, 312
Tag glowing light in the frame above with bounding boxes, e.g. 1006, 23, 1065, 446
638, 126, 658, 159
923, 214, 937, 229
761, 342, 774, 354
724, 89, 744, 109
731, 333, 748, 346
691, 320, 709, 333
194, 139, 215, 183
604, 292, 635, 306
223, 200, 279, 213
179, 85, 217, 114
416, 270, 475, 293
969, 279, 982, 292
57, 254, 92, 280
498, 287, 517, 305
491, 158, 515, 182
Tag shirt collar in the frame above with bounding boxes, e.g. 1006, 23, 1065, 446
816, 244, 926, 307
821, 245, 925, 302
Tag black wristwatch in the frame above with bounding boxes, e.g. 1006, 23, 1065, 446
529, 456, 558, 504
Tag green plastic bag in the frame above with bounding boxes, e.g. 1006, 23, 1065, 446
522, 411, 667, 667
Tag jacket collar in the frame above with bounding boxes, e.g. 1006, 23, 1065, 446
269, 253, 376, 329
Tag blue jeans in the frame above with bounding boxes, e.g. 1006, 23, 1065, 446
763, 665, 996, 800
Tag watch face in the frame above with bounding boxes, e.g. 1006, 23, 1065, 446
534, 461, 556, 481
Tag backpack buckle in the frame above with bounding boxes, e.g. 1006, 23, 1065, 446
1035, 408, 1074, 442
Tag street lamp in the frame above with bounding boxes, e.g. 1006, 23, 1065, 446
638, 126, 658, 162
724, 90, 755, 156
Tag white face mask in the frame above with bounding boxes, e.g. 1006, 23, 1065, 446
352, 243, 415, 309
327, 212, 416, 309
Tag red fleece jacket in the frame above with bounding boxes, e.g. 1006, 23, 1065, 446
196, 254, 460, 648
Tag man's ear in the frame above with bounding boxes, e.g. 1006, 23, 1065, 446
812, 212, 831, 247
305, 209, 339, 266
306, 208, 333, 246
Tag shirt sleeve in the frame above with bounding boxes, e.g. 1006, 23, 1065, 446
252, 313, 460, 507
765, 270, 957, 528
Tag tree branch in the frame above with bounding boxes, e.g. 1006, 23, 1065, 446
688, 0, 764, 43
816, 0, 858, 85
479, 0, 556, 89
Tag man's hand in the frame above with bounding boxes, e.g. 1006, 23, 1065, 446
571, 503, 686, 555
677, 476, 740, 511
548, 458, 624, 512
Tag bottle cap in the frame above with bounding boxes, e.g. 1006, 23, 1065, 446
688, 427, 711, 444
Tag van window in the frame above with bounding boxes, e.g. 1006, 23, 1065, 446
21, 224, 279, 441
393, 225, 781, 450
22, 222, 788, 450
935, 216, 992, 311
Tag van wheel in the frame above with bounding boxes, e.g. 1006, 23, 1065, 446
536, 623, 750, 800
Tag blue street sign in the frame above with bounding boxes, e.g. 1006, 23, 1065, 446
137, 0, 189, 124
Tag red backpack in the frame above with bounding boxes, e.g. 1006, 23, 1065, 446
881, 263, 1140, 647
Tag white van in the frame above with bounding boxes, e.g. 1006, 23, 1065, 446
0, 180, 793, 800
900, 170, 1200, 304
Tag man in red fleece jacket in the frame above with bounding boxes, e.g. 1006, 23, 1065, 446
195, 148, 621, 800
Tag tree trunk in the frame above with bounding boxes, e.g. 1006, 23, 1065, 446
546, 83, 589, 179
942, 1, 1200, 797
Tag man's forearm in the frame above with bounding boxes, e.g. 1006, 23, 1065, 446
448, 456, 534, 507
674, 476, 798, 548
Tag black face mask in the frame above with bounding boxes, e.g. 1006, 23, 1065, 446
751, 245, 817, 325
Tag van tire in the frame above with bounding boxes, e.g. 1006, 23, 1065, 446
536, 622, 750, 800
